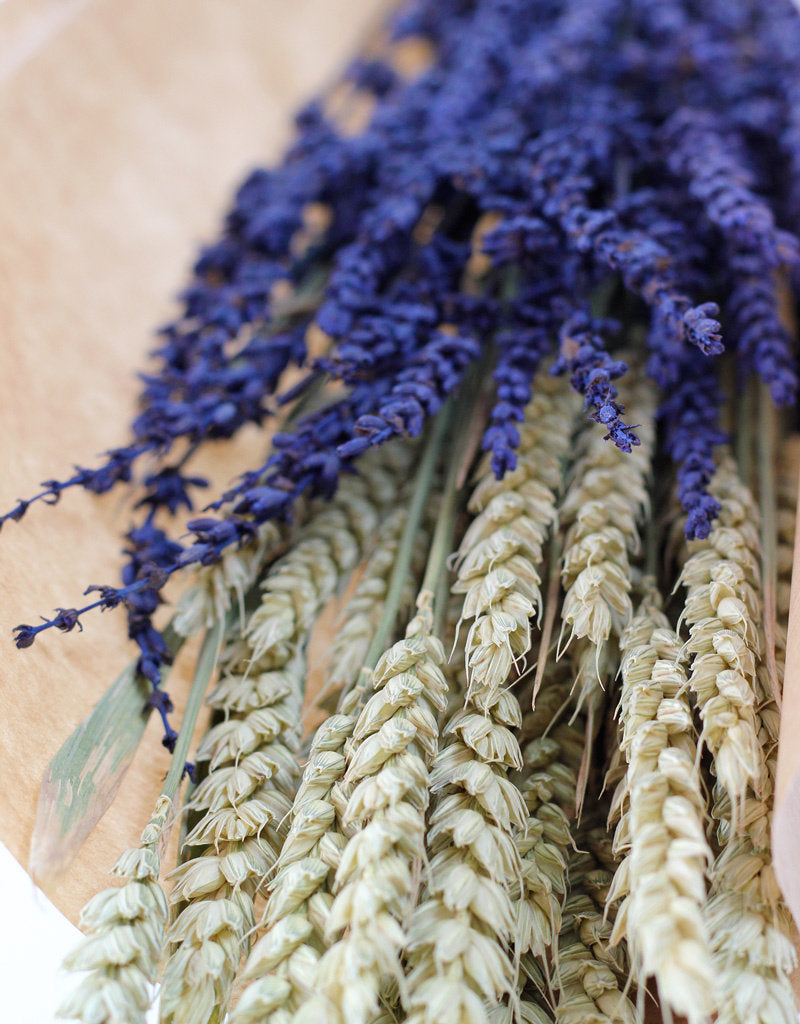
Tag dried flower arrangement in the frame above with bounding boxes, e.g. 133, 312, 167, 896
4, 0, 800, 1022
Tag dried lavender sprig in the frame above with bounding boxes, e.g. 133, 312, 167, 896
551, 311, 639, 453
660, 346, 726, 541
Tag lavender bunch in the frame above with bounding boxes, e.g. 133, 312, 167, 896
9, 0, 800, 696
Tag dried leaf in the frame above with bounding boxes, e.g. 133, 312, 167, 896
29, 626, 183, 890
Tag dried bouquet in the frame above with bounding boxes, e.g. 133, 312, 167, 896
5, 0, 800, 1022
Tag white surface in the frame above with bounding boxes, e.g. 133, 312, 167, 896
0, 840, 83, 1023
0, 840, 158, 1023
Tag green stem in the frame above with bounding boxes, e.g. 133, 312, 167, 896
161, 617, 225, 803
531, 529, 562, 709
360, 403, 455, 672
736, 379, 755, 486
644, 489, 659, 582
421, 395, 477, 636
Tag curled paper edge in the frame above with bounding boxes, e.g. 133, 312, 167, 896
773, 439, 800, 931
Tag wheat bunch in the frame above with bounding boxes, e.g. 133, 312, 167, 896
159, 449, 405, 1024
607, 589, 713, 1023
291, 590, 448, 1024
559, 370, 655, 653
57, 797, 172, 1024
454, 371, 579, 702
678, 453, 766, 807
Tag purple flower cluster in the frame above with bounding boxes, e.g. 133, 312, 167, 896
6, 0, 800, 744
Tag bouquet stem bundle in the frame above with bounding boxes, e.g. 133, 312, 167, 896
4, 1, 800, 1022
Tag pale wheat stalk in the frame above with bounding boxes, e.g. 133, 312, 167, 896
322, 498, 432, 708
559, 371, 655, 654
159, 448, 406, 1024
705, 684, 797, 1022
57, 798, 172, 1024
776, 436, 799, 637
607, 588, 713, 1024
402, 678, 527, 1024
455, 371, 580, 703
678, 452, 767, 807
293, 589, 449, 1024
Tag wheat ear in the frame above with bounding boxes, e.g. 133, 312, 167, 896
159, 449, 404, 1024
513, 676, 580, 976
554, 845, 637, 1024
517, 673, 635, 1024
607, 588, 713, 1023
705, 685, 797, 1021
678, 452, 766, 807
229, 708, 357, 1024
559, 370, 656, 653
400, 379, 577, 1024
56, 798, 172, 1024
454, 370, 579, 702
292, 589, 448, 1024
